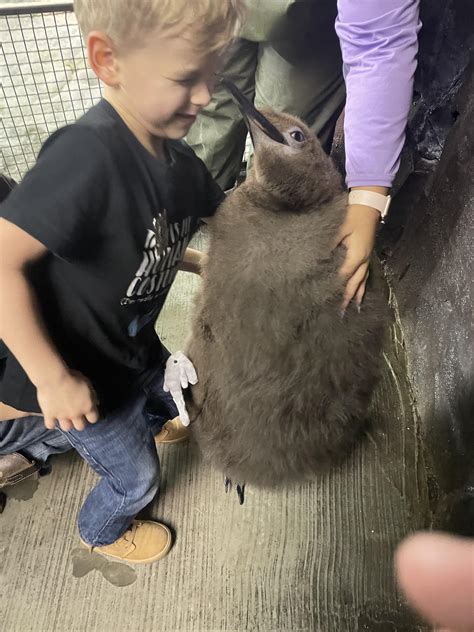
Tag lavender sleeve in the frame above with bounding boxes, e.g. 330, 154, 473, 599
335, 0, 421, 188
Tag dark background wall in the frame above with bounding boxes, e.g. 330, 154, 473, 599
380, 0, 473, 528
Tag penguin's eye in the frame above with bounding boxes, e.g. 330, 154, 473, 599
289, 129, 305, 143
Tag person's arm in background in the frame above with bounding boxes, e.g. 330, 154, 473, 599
335, 0, 422, 310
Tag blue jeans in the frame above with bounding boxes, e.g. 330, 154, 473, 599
0, 366, 178, 546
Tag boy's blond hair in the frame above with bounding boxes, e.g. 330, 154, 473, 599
74, 0, 245, 53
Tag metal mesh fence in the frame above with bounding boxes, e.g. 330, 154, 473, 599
1, 3, 102, 181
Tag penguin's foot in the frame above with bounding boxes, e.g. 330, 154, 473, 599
223, 475, 246, 505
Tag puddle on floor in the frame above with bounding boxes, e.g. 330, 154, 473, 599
71, 547, 137, 587
4, 477, 40, 501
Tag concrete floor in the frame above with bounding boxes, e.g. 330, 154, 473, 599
0, 231, 430, 631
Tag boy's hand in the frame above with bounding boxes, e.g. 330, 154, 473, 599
335, 204, 380, 311
180, 248, 208, 275
36, 370, 100, 432
163, 352, 198, 427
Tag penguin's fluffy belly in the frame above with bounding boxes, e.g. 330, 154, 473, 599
190, 318, 379, 487
192, 403, 365, 488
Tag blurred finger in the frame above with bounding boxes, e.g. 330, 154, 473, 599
396, 533, 474, 631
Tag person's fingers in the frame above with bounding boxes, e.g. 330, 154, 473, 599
162, 380, 170, 393
71, 416, 86, 431
339, 250, 361, 279
355, 270, 370, 308
58, 418, 73, 432
342, 265, 368, 311
396, 532, 474, 631
85, 407, 99, 424
43, 416, 56, 430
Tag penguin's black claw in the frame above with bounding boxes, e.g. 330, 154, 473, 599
224, 476, 245, 504
236, 483, 246, 505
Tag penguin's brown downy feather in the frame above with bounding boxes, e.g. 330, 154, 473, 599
187, 109, 389, 487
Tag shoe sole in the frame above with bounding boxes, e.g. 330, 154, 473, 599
80, 524, 173, 565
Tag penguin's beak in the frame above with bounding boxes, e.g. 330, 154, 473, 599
219, 76, 287, 146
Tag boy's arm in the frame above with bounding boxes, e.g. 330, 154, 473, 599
179, 247, 208, 275
0, 218, 99, 430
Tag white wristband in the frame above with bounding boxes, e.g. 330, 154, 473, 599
348, 190, 391, 222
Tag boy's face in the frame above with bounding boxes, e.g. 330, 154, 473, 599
114, 29, 221, 140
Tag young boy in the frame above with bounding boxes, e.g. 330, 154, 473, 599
0, 0, 243, 563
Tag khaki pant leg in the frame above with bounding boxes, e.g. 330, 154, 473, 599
186, 39, 259, 190
254, 0, 345, 153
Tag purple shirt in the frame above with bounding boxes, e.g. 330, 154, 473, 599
335, 0, 422, 188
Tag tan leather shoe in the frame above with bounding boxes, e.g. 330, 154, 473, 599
154, 417, 190, 445
80, 520, 172, 564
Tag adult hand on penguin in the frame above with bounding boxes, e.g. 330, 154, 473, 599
335, 185, 387, 312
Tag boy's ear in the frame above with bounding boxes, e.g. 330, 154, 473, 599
87, 31, 120, 87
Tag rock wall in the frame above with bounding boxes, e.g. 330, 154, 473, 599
381, 0, 473, 527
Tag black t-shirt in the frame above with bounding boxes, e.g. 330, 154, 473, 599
0, 99, 224, 415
